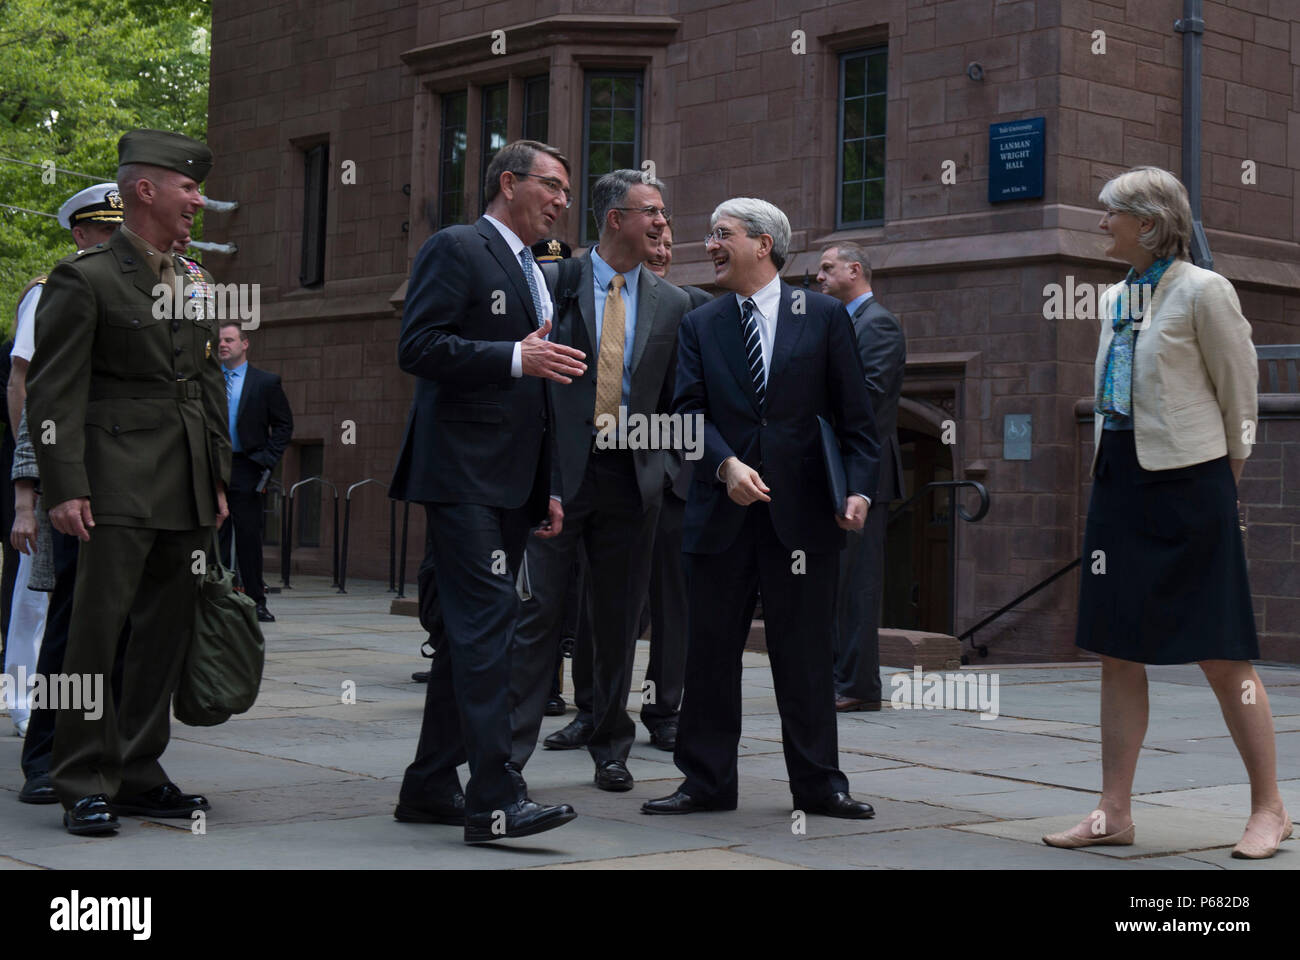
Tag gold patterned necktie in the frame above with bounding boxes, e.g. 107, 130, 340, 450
594, 274, 627, 422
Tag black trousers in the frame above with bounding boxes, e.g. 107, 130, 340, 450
508, 450, 658, 768
21, 531, 126, 780
220, 455, 268, 605
675, 503, 848, 807
399, 502, 531, 815
642, 490, 688, 729
832, 500, 887, 701
564, 555, 593, 722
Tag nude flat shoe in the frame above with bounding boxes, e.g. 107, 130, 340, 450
1042, 822, 1135, 848
1231, 812, 1293, 860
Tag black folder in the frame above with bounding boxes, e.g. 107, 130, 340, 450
816, 415, 847, 516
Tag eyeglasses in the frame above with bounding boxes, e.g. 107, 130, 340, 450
512, 172, 573, 208
613, 205, 671, 221
704, 227, 740, 245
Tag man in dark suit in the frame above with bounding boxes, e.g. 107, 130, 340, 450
217, 323, 293, 623
634, 221, 711, 751
817, 243, 906, 712
389, 139, 585, 844
508, 169, 691, 792
642, 198, 880, 819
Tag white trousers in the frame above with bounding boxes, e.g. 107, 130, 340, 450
3, 551, 49, 728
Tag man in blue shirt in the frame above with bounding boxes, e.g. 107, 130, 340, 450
506, 170, 693, 794
217, 322, 294, 622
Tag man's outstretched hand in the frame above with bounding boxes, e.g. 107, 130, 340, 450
521, 319, 587, 384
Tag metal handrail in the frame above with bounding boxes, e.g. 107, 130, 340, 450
886, 480, 990, 638
281, 476, 340, 589
337, 479, 393, 593
395, 501, 411, 599
957, 557, 1081, 660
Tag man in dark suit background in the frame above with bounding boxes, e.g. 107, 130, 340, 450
217, 323, 294, 623
817, 243, 906, 712
643, 198, 880, 819
508, 169, 690, 792
636, 221, 711, 752
389, 139, 585, 844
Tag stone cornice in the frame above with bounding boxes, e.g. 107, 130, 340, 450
401, 15, 681, 75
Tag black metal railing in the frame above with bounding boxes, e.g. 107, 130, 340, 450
395, 501, 412, 599
957, 557, 1081, 662
281, 476, 340, 589
337, 479, 395, 594
887, 480, 990, 639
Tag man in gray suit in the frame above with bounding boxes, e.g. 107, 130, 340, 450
509, 170, 691, 791
817, 243, 906, 711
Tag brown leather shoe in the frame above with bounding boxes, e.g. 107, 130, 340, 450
835, 696, 881, 712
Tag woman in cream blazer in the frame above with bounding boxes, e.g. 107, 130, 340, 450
1043, 166, 1291, 859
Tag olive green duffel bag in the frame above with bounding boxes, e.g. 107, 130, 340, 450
175, 532, 265, 726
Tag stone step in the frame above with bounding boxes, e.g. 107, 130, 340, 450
393, 597, 962, 671
747, 621, 962, 670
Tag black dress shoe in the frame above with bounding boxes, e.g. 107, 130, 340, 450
647, 720, 677, 752
394, 792, 465, 825
411, 670, 430, 683
594, 760, 634, 792
64, 794, 119, 836
641, 789, 735, 815
464, 799, 577, 844
19, 773, 58, 805
113, 782, 210, 818
803, 791, 875, 819
544, 695, 567, 717
255, 603, 276, 623
543, 718, 592, 750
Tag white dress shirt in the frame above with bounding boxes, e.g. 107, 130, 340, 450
483, 214, 553, 377
734, 271, 782, 387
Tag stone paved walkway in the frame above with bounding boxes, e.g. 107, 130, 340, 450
1, 577, 1295, 869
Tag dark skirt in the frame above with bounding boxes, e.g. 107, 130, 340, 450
1075, 429, 1258, 664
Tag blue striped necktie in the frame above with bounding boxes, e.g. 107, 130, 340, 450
741, 298, 765, 407
518, 247, 546, 327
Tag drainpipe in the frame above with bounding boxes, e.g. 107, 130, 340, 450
1175, 0, 1213, 269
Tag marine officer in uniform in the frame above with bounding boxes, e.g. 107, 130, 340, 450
27, 129, 232, 836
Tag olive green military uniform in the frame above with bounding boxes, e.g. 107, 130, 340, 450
27, 175, 231, 808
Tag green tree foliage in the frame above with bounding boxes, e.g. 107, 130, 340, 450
0, 0, 210, 334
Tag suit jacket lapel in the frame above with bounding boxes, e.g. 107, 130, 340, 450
767, 281, 806, 388
234, 365, 254, 430
476, 217, 538, 331
628, 265, 658, 374
711, 296, 761, 414
578, 254, 597, 353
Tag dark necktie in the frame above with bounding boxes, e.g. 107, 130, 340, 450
741, 298, 765, 407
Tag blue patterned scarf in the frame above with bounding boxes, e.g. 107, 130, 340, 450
1097, 255, 1175, 424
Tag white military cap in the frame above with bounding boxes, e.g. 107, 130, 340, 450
56, 182, 125, 230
